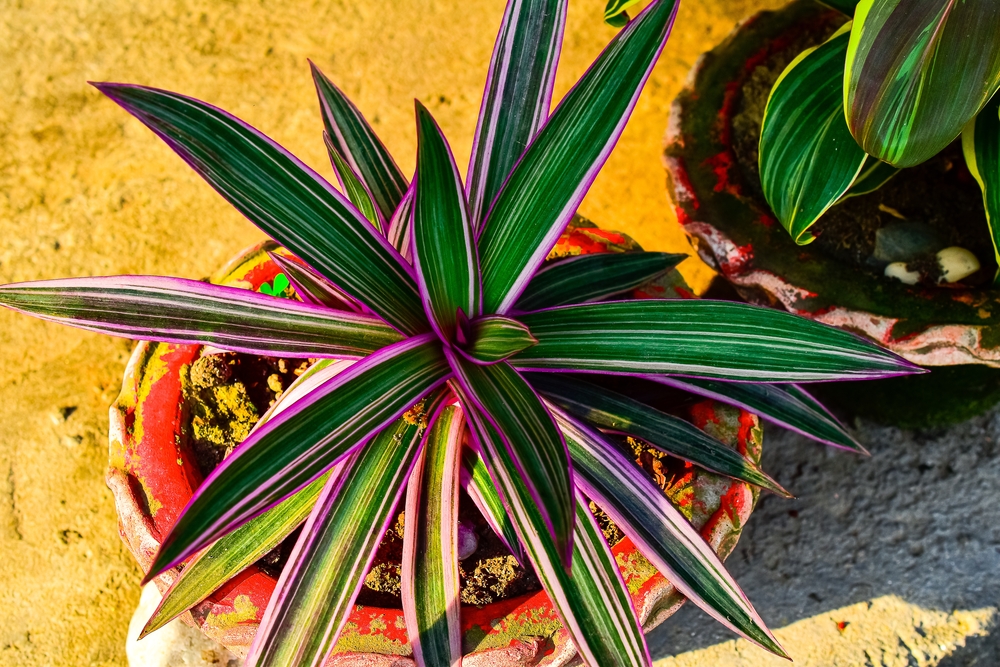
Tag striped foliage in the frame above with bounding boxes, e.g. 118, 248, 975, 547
460, 315, 538, 364
324, 132, 383, 232
962, 93, 1000, 285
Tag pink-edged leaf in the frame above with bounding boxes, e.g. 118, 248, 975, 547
476, 0, 679, 314
553, 406, 787, 658
412, 103, 481, 340
446, 350, 574, 566
267, 252, 363, 313
0, 275, 399, 358
458, 315, 538, 365
402, 403, 465, 667
466, 0, 568, 230
311, 62, 409, 224
246, 391, 445, 667
94, 83, 427, 335
462, 400, 645, 666
143, 334, 450, 582
324, 132, 384, 233
387, 183, 415, 262
460, 447, 525, 566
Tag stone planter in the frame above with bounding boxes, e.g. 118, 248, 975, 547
664, 0, 1000, 427
108, 223, 765, 665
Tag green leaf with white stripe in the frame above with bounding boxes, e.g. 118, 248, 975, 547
245, 395, 441, 667
461, 401, 649, 667
311, 62, 409, 222
512, 300, 918, 381
268, 252, 362, 312
962, 93, 1000, 285
402, 404, 464, 667
839, 156, 900, 201
467, 0, 566, 230
529, 373, 789, 496
515, 252, 685, 311
461, 315, 537, 364
657, 377, 866, 453
446, 351, 574, 565
95, 83, 426, 335
760, 26, 867, 245
413, 103, 481, 339
387, 186, 415, 261
604, 0, 641, 26
553, 407, 787, 658
461, 448, 525, 565
845, 0, 1000, 167
477, 0, 679, 314
324, 132, 383, 232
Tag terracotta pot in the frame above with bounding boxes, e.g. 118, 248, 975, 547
664, 0, 1000, 427
108, 222, 764, 665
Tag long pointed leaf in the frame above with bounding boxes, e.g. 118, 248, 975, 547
0, 276, 398, 358
511, 300, 920, 381
402, 403, 464, 667
94, 83, 426, 335
845, 0, 1000, 167
460, 448, 525, 565
515, 251, 685, 311
656, 376, 867, 453
144, 335, 450, 580
962, 93, 1000, 285
412, 103, 481, 339
477, 0, 679, 314
246, 395, 442, 667
839, 156, 900, 200
267, 252, 363, 312
460, 315, 537, 365
553, 407, 787, 658
462, 401, 645, 667
387, 183, 416, 262
759, 25, 867, 245
529, 373, 789, 496
324, 132, 383, 232
311, 62, 409, 222
446, 351, 574, 566
467, 0, 567, 230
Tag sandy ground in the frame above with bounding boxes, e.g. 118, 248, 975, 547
8, 0, 996, 665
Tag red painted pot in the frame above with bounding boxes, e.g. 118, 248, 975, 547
108, 221, 764, 666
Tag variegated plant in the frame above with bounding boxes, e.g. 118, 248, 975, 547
760, 0, 1000, 280
0, 0, 920, 665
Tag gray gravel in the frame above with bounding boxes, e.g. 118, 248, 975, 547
648, 405, 1000, 664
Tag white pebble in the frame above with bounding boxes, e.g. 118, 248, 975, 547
884, 262, 920, 285
936, 246, 980, 283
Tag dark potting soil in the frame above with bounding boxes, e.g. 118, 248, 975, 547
729, 18, 996, 287
178, 352, 702, 608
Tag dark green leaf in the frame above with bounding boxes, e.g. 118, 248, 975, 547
839, 156, 900, 201
962, 93, 1000, 285
760, 26, 867, 244
817, 0, 858, 15
515, 251, 685, 311
511, 300, 920, 381
324, 132, 383, 232
460, 315, 537, 364
845, 0, 1000, 167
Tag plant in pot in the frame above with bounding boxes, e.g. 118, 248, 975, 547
0, 0, 919, 665
665, 0, 1000, 427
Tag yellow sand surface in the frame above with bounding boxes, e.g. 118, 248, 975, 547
0, 1, 796, 664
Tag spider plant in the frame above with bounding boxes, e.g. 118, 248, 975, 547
0, 0, 919, 665
759, 0, 1000, 281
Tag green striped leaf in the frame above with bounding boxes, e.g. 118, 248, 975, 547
413, 103, 481, 339
845, 0, 1000, 167
446, 351, 574, 566
267, 252, 362, 312
402, 404, 464, 667
554, 408, 786, 658
760, 26, 867, 245
529, 373, 789, 496
311, 62, 409, 222
511, 300, 919, 381
962, 93, 1000, 285
467, 0, 566, 230
604, 0, 641, 25
324, 132, 383, 232
839, 156, 900, 200
461, 315, 537, 364
0, 276, 398, 358
477, 0, 679, 314
95, 83, 427, 335
387, 185, 415, 261
144, 335, 450, 580
515, 252, 685, 311
245, 395, 442, 667
658, 377, 866, 453
461, 448, 525, 565
462, 401, 649, 667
